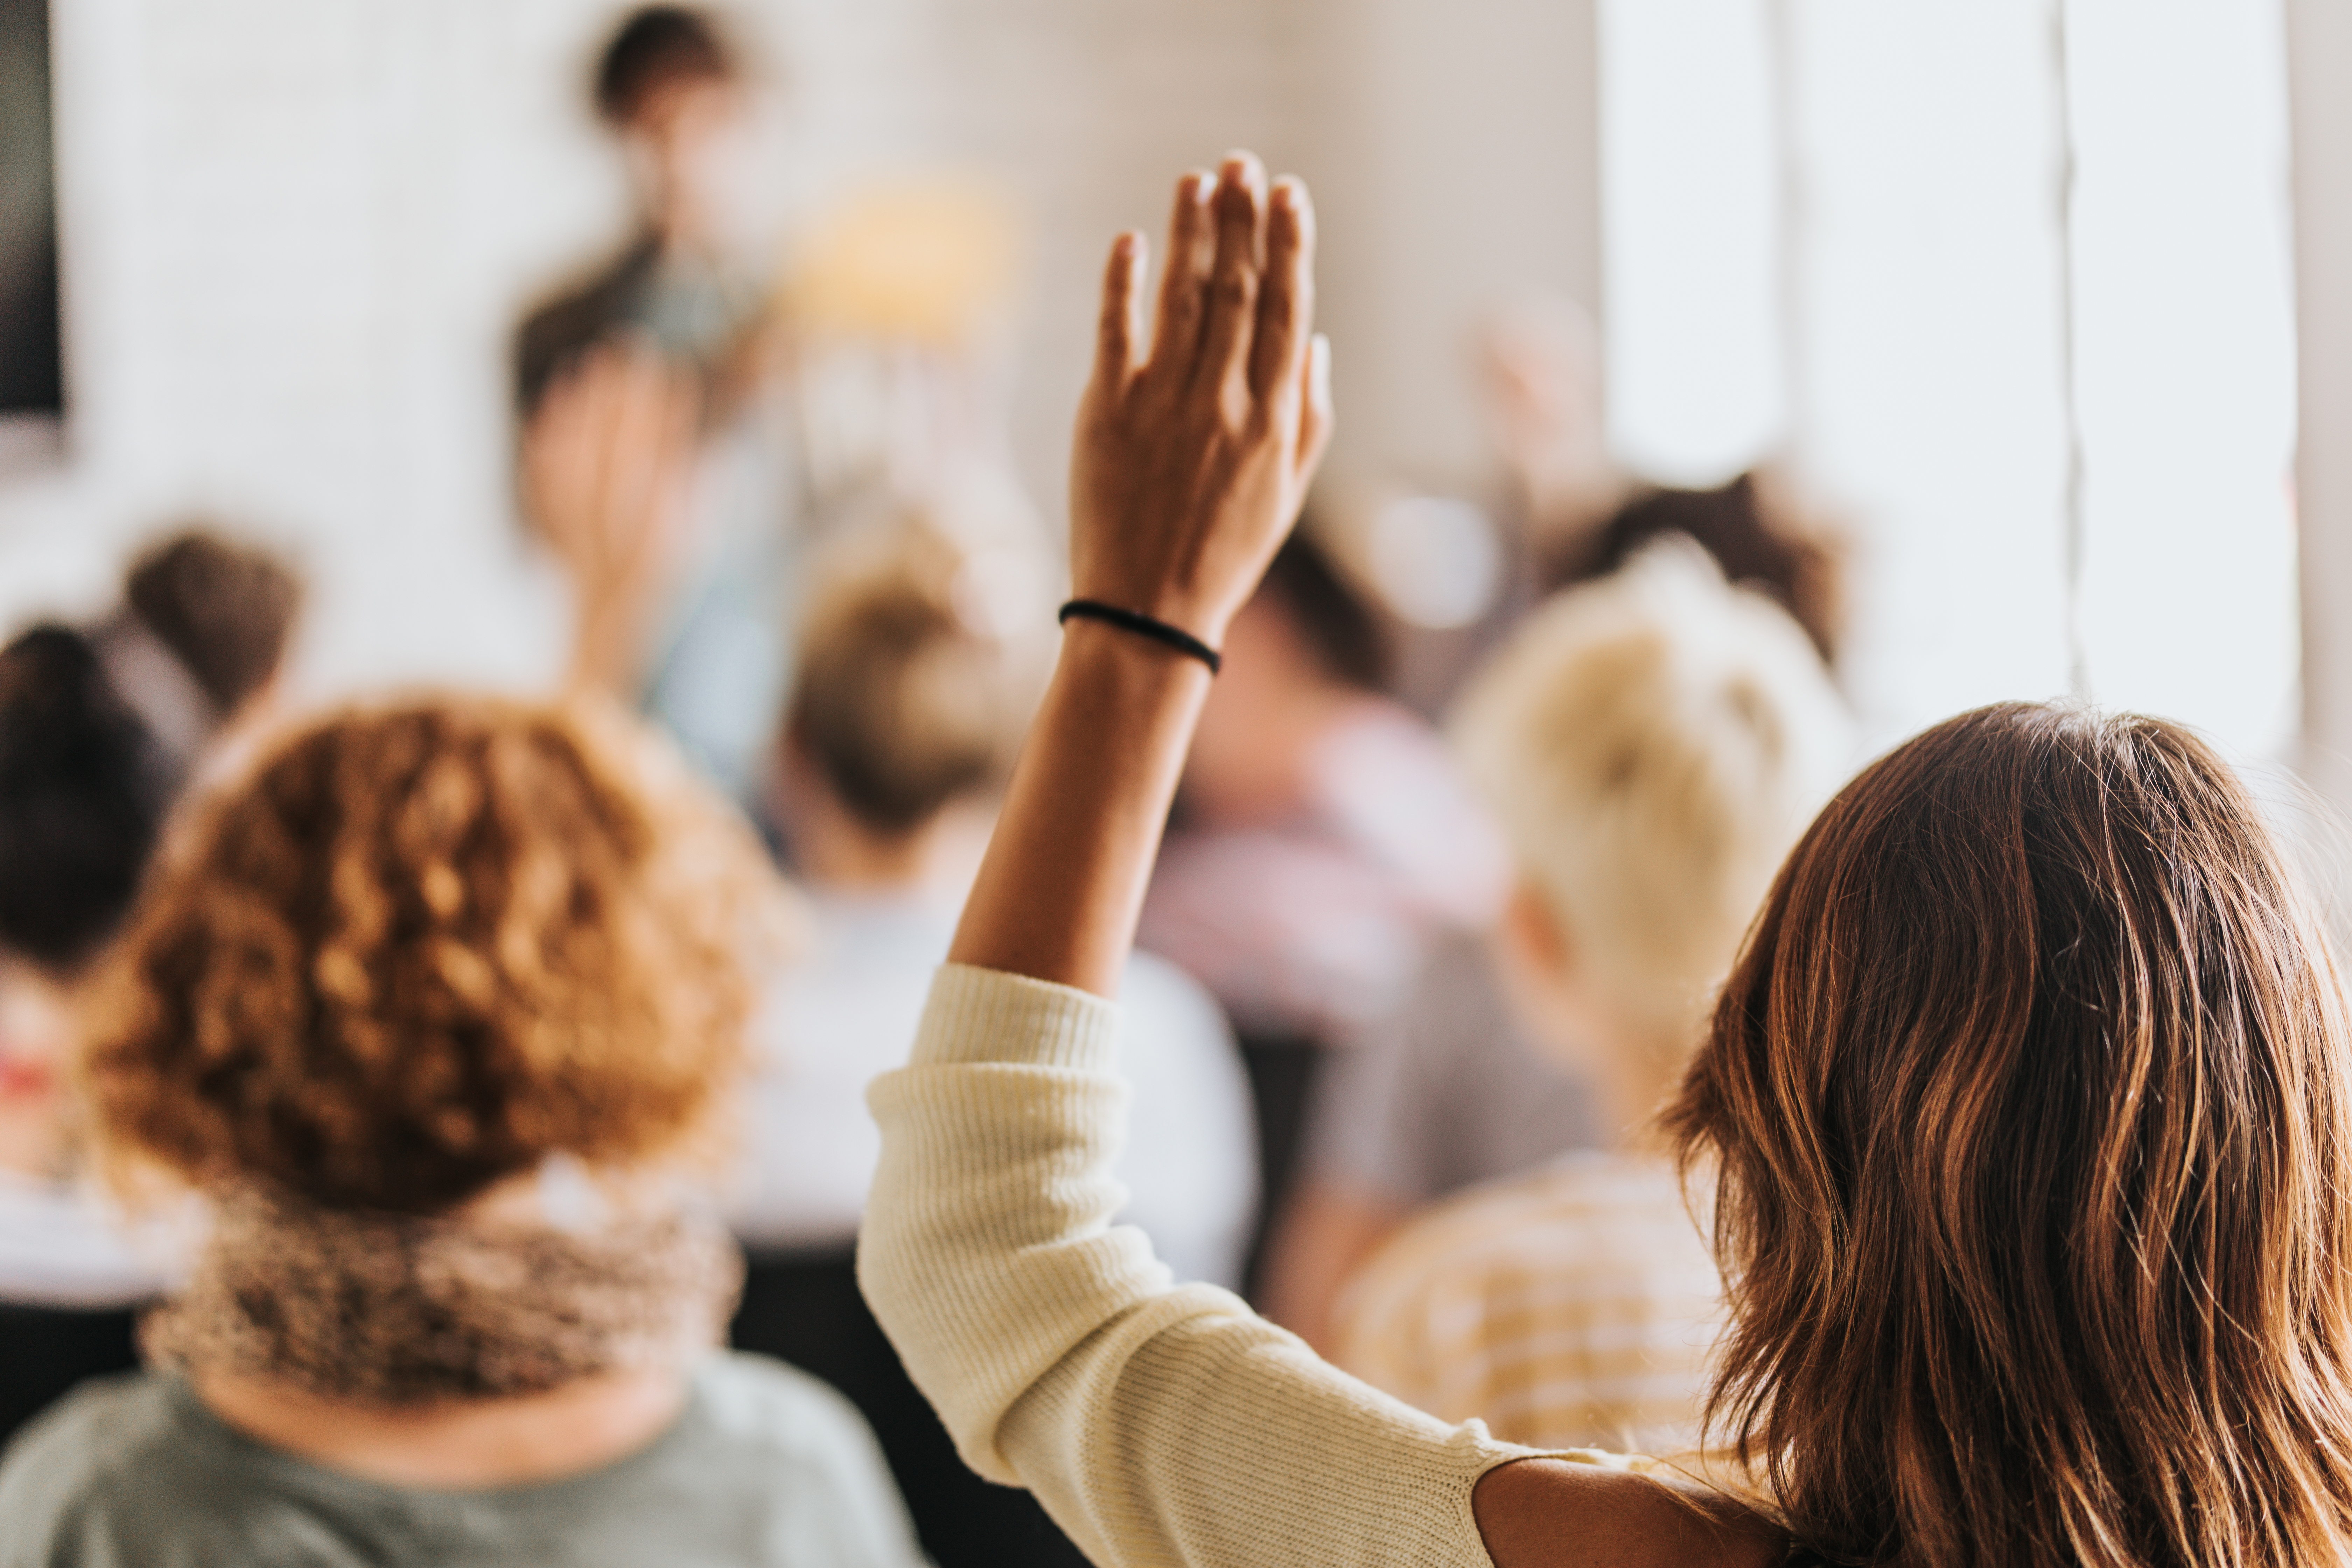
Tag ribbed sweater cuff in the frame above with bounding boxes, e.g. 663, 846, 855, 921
910, 964, 1120, 1071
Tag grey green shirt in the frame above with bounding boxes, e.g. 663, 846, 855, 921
0, 1352, 926, 1568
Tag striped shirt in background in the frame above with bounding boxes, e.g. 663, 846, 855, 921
1328, 1151, 1721, 1455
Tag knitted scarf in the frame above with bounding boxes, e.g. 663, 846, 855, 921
143, 1185, 743, 1405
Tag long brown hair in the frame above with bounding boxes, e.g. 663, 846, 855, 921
1668, 702, 2352, 1567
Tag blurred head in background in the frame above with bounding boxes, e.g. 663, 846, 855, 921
1546, 471, 1847, 667
1180, 529, 1391, 828
1453, 539, 1854, 1135
0, 528, 299, 1182
737, 522, 1253, 1293
0, 629, 173, 984
91, 528, 303, 770
776, 522, 1042, 901
1478, 292, 1848, 667
596, 6, 747, 258
0, 626, 176, 1177
121, 531, 302, 718
88, 696, 784, 1218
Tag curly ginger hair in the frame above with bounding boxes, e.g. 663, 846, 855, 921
87, 696, 790, 1214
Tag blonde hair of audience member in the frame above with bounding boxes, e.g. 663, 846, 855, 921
778, 524, 1044, 896
1258, 548, 1847, 1352
1450, 540, 1853, 1138
1321, 550, 1850, 1447
81, 696, 787, 1486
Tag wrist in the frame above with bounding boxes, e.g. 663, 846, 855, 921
1058, 600, 1224, 674
1055, 614, 1219, 700
1065, 549, 1240, 649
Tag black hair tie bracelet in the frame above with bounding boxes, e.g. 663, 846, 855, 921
1058, 600, 1223, 676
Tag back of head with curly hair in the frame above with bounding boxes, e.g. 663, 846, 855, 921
86, 696, 785, 1214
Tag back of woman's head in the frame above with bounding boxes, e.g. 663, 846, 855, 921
88, 697, 785, 1214
1668, 702, 2352, 1567
0, 625, 175, 974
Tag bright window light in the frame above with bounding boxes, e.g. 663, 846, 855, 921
1596, 0, 1785, 487
1597, 0, 2300, 756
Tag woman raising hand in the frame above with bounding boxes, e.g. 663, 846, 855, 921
855, 153, 1772, 1568
863, 150, 2352, 1568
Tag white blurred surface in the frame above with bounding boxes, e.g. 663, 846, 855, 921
0, 0, 1606, 699
0, 0, 2305, 756
1604, 0, 2297, 756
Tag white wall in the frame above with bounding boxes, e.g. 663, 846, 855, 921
0, 0, 1602, 697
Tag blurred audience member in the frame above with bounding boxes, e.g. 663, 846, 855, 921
1327, 543, 1855, 1451
728, 524, 1254, 1568
0, 531, 300, 1443
1481, 291, 1632, 550
1543, 472, 1843, 666
0, 627, 177, 1444
1390, 292, 1849, 714
1484, 292, 1846, 663
1261, 308, 1851, 1343
0, 700, 921, 1567
1139, 531, 1508, 1293
87, 528, 303, 774
1253, 936, 1598, 1356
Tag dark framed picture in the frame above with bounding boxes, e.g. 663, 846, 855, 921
0, 0, 62, 423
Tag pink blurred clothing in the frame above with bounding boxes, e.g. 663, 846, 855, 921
1142, 702, 1508, 1044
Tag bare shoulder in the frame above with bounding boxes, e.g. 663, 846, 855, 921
1474, 1456, 1790, 1568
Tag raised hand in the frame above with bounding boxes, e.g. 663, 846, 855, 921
521, 340, 702, 696
1070, 153, 1333, 651
945, 153, 1331, 997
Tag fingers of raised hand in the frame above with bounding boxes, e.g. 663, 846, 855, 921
1250, 178, 1316, 405
1092, 230, 1147, 392
528, 341, 695, 572
604, 348, 698, 568
609, 344, 695, 477
1296, 333, 1335, 481
1195, 154, 1269, 402
1149, 171, 1216, 384
523, 359, 605, 549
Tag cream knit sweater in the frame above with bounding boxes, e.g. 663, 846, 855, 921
860, 964, 1645, 1567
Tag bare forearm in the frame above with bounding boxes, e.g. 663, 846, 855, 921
947, 156, 1324, 998
948, 620, 1211, 996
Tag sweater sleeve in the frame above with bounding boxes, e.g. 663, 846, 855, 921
858, 964, 1632, 1568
